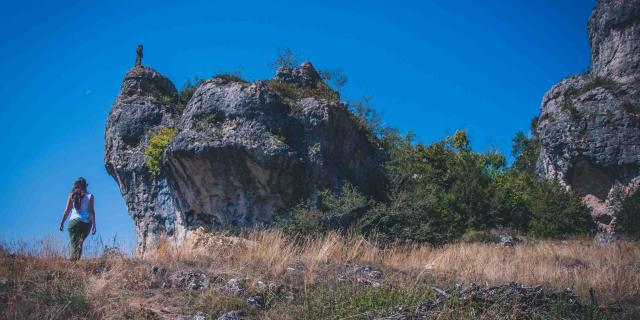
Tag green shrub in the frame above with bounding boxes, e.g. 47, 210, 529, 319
214, 73, 247, 83
35, 278, 90, 316
460, 230, 500, 243
582, 76, 617, 93
618, 192, 640, 239
281, 184, 371, 237
176, 77, 205, 113
266, 79, 339, 106
144, 127, 177, 176
560, 99, 579, 117
350, 97, 385, 142
278, 127, 596, 243
297, 284, 432, 319
511, 131, 540, 175
151, 77, 204, 114
528, 180, 594, 238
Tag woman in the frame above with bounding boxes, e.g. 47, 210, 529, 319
59, 177, 97, 260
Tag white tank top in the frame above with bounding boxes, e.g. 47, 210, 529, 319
70, 193, 92, 223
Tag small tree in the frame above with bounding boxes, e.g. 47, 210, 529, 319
618, 192, 640, 239
269, 47, 298, 69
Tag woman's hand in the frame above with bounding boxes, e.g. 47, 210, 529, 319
59, 222, 64, 232
92, 224, 97, 235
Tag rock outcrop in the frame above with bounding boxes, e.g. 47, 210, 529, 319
535, 0, 640, 238
105, 63, 387, 254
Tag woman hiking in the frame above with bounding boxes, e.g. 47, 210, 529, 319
59, 177, 96, 260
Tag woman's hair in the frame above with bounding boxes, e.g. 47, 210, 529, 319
70, 177, 88, 210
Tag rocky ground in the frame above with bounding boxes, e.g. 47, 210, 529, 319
1, 231, 639, 319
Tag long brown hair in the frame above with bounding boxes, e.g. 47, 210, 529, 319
70, 177, 88, 210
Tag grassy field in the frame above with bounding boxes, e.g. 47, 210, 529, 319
1, 229, 639, 319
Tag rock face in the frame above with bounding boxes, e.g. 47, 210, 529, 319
536, 0, 640, 237
105, 63, 387, 254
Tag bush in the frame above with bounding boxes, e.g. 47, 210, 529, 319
527, 180, 594, 238
266, 79, 339, 103
618, 192, 640, 239
144, 127, 177, 176
281, 184, 371, 237
459, 230, 500, 243
279, 128, 596, 244
151, 77, 204, 114
214, 73, 247, 83
297, 284, 431, 319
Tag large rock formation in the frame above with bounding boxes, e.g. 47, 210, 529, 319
105, 63, 387, 254
536, 0, 640, 239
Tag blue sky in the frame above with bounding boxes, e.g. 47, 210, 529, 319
0, 0, 594, 249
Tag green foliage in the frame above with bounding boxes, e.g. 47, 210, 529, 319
618, 192, 640, 239
281, 184, 371, 237
152, 77, 205, 114
582, 76, 618, 93
565, 76, 618, 100
511, 131, 540, 175
297, 284, 432, 319
213, 66, 247, 84
281, 127, 595, 243
35, 278, 90, 316
176, 77, 205, 113
144, 127, 177, 176
293, 283, 607, 319
560, 99, 579, 117
459, 230, 500, 243
265, 79, 339, 112
350, 97, 386, 142
214, 73, 247, 83
527, 179, 594, 238
195, 112, 221, 130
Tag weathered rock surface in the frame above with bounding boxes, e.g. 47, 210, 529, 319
535, 0, 640, 237
105, 63, 387, 255
589, 0, 640, 83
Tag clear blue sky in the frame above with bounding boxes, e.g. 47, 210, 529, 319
0, 0, 595, 249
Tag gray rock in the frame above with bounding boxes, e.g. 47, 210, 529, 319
105, 62, 387, 255
273, 61, 321, 86
589, 0, 640, 84
489, 228, 520, 246
535, 0, 640, 237
104, 66, 181, 255
170, 271, 209, 290
177, 311, 206, 320
594, 231, 619, 244
345, 262, 384, 279
225, 278, 244, 296
246, 295, 264, 309
217, 310, 245, 320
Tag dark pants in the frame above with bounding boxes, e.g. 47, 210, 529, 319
68, 219, 91, 260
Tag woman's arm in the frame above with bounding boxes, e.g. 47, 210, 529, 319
59, 194, 73, 231
89, 195, 96, 235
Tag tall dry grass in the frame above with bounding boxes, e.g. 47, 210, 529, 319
1, 229, 639, 319
149, 229, 640, 305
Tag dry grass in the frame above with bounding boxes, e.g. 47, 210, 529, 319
1, 229, 639, 319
